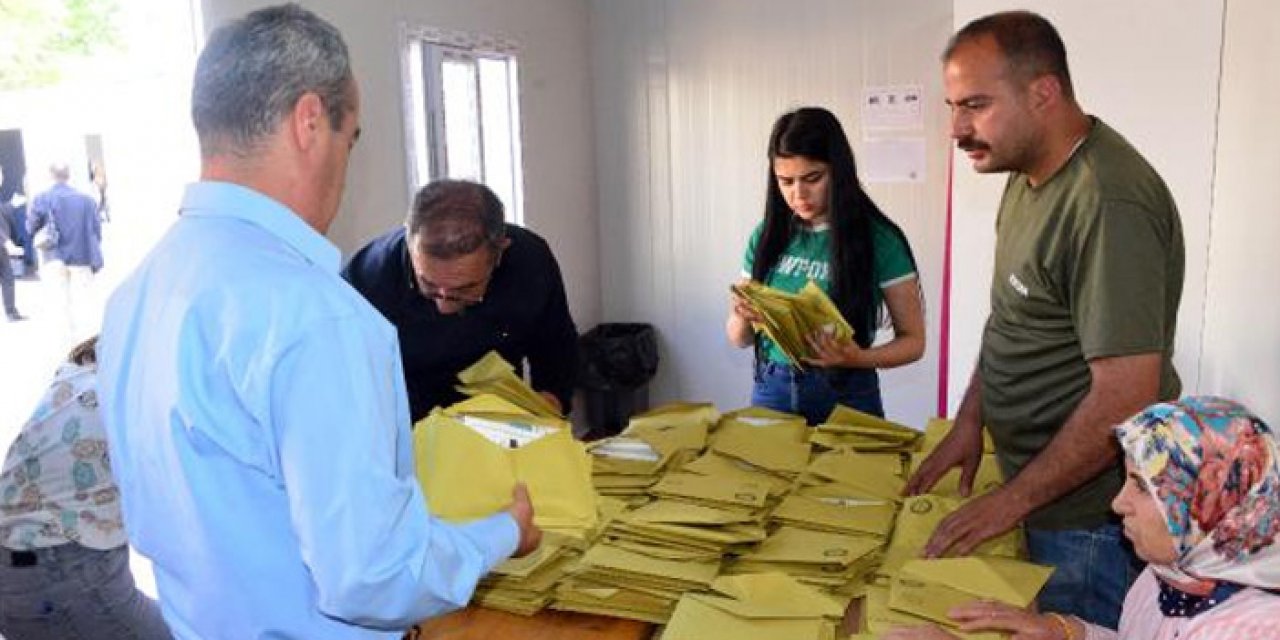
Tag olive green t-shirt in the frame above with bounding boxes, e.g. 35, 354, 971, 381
742, 218, 916, 365
980, 118, 1184, 529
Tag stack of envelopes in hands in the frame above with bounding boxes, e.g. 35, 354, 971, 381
810, 404, 922, 452
730, 280, 854, 368
414, 403, 597, 537
862, 583, 1004, 640
726, 525, 883, 591
454, 350, 564, 418
663, 572, 846, 640
412, 396, 601, 615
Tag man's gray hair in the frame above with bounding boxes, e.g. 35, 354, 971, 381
406, 180, 507, 259
192, 3, 352, 157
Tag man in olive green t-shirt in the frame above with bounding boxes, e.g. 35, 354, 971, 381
905, 12, 1184, 630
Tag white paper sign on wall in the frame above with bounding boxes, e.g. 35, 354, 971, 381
862, 85, 924, 130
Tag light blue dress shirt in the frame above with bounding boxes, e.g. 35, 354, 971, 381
97, 182, 518, 639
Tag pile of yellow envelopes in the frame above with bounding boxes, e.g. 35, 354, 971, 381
730, 280, 854, 367
411, 387, 1063, 636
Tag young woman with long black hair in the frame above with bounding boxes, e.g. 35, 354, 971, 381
727, 106, 925, 424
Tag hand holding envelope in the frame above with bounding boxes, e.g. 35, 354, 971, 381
889, 556, 1054, 629
412, 403, 597, 537
730, 280, 854, 368
455, 350, 564, 418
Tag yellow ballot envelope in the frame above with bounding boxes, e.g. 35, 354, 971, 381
713, 406, 809, 444
663, 593, 837, 640
908, 451, 1006, 499
455, 350, 563, 418
628, 402, 720, 431
889, 556, 1054, 627
771, 493, 896, 538
412, 409, 597, 533
879, 494, 1024, 578
730, 280, 854, 368
710, 427, 811, 476
864, 584, 1006, 640
706, 572, 846, 619
802, 447, 906, 501
921, 417, 996, 455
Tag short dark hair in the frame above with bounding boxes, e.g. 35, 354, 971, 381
192, 3, 352, 157
944, 10, 1074, 99
405, 180, 506, 259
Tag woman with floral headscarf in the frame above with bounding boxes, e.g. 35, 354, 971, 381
885, 396, 1280, 639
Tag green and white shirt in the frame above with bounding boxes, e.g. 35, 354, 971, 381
742, 218, 916, 364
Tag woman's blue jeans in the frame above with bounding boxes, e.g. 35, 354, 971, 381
751, 361, 883, 424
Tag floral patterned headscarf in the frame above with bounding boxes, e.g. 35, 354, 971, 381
1115, 396, 1280, 593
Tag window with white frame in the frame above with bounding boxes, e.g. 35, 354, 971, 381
401, 26, 524, 224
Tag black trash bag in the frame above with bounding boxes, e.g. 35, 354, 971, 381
577, 323, 659, 391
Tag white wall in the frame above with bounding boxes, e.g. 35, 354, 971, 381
946, 0, 1225, 413
592, 0, 952, 427
200, 0, 601, 328
1199, 0, 1280, 422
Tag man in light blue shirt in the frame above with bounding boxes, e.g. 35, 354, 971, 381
96, 5, 541, 638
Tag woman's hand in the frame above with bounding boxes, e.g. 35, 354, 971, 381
726, 279, 762, 348
948, 600, 1072, 639
879, 624, 962, 639
803, 329, 868, 368
729, 280, 764, 324
879, 601, 1074, 640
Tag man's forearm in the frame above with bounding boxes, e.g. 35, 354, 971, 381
1001, 353, 1162, 515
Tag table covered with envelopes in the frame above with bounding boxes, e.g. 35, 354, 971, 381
405, 352, 1055, 639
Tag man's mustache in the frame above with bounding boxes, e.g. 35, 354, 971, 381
957, 137, 989, 152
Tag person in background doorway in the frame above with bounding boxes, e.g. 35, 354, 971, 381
28, 162, 103, 339
96, 5, 541, 638
90, 161, 110, 223
906, 10, 1185, 629
0, 166, 24, 321
343, 179, 578, 424
726, 106, 925, 424
0, 336, 170, 640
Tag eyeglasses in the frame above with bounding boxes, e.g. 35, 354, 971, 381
416, 279, 487, 305
409, 248, 502, 307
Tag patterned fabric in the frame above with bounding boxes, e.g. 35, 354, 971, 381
1157, 579, 1245, 618
1080, 567, 1280, 640
0, 362, 125, 550
1115, 396, 1280, 597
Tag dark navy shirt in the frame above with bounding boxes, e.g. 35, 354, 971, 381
29, 182, 102, 270
342, 224, 578, 423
